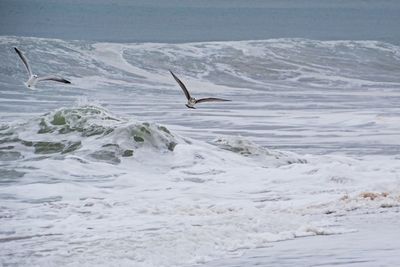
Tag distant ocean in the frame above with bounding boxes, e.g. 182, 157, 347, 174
1, 0, 400, 43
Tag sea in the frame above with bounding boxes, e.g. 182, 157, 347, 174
1, 1, 400, 266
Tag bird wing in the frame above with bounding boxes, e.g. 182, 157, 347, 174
14, 47, 32, 77
169, 70, 191, 100
37, 76, 71, 84
195, 97, 231, 104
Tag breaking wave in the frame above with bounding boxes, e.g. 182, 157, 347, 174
0, 105, 186, 164
213, 136, 307, 167
0, 105, 311, 168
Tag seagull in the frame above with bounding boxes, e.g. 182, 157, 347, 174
169, 70, 231, 109
14, 47, 71, 88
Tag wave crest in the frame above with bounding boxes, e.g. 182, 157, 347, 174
213, 136, 307, 167
0, 105, 180, 163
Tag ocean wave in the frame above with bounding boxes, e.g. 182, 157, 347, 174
2, 36, 399, 91
1, 36, 400, 266
0, 105, 183, 164
213, 136, 307, 167
0, 105, 312, 168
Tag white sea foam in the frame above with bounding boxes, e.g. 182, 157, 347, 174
0, 36, 400, 266
1, 105, 399, 266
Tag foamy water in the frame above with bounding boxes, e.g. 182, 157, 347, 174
0, 36, 400, 266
